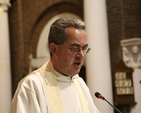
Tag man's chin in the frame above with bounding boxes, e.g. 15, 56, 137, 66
70, 70, 80, 76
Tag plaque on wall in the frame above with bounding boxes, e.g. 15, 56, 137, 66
112, 60, 136, 106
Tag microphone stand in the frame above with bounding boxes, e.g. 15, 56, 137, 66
103, 98, 122, 113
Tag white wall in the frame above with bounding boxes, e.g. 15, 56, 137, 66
0, 6, 11, 113
131, 69, 141, 113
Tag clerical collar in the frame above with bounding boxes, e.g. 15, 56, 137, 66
54, 70, 78, 82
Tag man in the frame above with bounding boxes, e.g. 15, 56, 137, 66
10, 17, 100, 113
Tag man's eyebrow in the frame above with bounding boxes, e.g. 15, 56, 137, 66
83, 44, 88, 47
70, 43, 88, 47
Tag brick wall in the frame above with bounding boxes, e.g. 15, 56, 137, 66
107, 0, 141, 70
106, 0, 141, 112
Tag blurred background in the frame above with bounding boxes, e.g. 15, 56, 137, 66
0, 0, 141, 113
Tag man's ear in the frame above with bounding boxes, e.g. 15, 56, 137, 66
50, 43, 58, 56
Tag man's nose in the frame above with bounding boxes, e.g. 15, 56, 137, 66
76, 49, 85, 57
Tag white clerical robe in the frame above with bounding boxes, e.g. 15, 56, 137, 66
10, 60, 100, 113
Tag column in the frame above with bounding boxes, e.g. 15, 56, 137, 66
0, 0, 11, 113
84, 1, 113, 113
121, 38, 141, 113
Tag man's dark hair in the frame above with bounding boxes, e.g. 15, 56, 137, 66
48, 17, 86, 56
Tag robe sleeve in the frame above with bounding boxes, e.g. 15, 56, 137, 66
10, 85, 41, 113
9, 72, 48, 113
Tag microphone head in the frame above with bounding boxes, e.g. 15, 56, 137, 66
95, 92, 105, 100
95, 92, 122, 113
95, 92, 101, 98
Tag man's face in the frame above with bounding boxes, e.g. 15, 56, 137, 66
55, 27, 88, 77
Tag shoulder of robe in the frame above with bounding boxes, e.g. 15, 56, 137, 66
17, 70, 43, 93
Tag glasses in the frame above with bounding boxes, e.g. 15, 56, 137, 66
60, 44, 91, 54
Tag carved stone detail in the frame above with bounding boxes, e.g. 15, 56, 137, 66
121, 38, 141, 68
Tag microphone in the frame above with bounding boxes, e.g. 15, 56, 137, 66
95, 92, 122, 113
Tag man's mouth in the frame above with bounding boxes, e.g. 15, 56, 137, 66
73, 62, 81, 67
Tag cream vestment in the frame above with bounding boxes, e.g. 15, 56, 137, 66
10, 60, 100, 113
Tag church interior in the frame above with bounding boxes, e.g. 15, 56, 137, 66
0, 0, 141, 113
